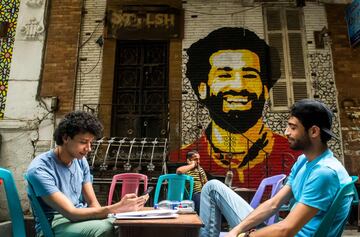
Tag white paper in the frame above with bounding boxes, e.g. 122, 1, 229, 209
109, 209, 179, 219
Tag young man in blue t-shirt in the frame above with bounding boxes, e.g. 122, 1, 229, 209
27, 111, 149, 236
199, 99, 352, 237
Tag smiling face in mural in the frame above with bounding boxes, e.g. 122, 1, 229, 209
208, 49, 264, 111
180, 27, 292, 187
198, 49, 268, 134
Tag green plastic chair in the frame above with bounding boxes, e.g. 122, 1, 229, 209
24, 174, 54, 237
313, 175, 359, 237
0, 167, 26, 237
153, 174, 194, 205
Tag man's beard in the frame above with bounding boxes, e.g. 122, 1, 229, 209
288, 134, 311, 151
203, 90, 266, 134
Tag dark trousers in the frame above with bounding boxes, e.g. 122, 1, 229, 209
192, 192, 201, 214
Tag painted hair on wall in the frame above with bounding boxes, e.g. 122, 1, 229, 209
172, 27, 300, 188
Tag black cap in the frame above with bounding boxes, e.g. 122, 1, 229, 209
290, 99, 338, 141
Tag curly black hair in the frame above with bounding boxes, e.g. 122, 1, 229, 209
186, 27, 281, 102
54, 111, 103, 145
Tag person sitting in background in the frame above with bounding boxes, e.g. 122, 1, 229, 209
27, 111, 148, 237
176, 150, 208, 213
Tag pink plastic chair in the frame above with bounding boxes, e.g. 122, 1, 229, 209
107, 173, 148, 205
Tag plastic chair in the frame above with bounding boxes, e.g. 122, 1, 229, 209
219, 174, 286, 237
0, 167, 26, 237
313, 176, 359, 237
108, 173, 148, 205
153, 174, 194, 206
250, 174, 287, 225
24, 174, 54, 237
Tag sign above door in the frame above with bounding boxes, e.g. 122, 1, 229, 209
107, 5, 183, 40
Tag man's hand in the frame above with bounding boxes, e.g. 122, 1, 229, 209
177, 159, 198, 174
224, 231, 240, 237
224, 225, 245, 237
112, 193, 148, 213
187, 160, 198, 168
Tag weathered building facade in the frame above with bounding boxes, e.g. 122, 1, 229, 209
0, 0, 359, 219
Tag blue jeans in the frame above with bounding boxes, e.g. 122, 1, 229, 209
199, 180, 253, 237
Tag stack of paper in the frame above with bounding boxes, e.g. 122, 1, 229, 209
109, 209, 179, 219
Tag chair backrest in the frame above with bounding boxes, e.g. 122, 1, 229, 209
0, 168, 26, 237
313, 176, 359, 237
250, 174, 287, 225
153, 174, 194, 205
107, 173, 148, 205
24, 174, 54, 237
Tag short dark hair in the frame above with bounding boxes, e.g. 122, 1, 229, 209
186, 27, 281, 101
54, 111, 103, 145
186, 150, 199, 160
290, 99, 337, 143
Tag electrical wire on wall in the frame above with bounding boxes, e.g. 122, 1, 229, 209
76, 12, 105, 110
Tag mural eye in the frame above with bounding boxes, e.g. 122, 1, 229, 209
243, 74, 257, 79
218, 73, 231, 78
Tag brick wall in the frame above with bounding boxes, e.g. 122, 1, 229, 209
303, 3, 328, 52
182, 0, 264, 49
74, 0, 106, 110
40, 0, 83, 114
326, 4, 360, 176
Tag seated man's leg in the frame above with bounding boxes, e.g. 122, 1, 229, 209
52, 214, 116, 237
192, 192, 201, 214
200, 180, 253, 237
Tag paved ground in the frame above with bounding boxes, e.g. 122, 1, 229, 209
343, 227, 360, 236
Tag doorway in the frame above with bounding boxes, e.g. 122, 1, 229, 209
111, 40, 169, 138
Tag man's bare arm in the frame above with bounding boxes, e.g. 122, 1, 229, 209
82, 182, 101, 208
42, 192, 147, 222
176, 161, 196, 174
248, 202, 318, 237
226, 185, 293, 236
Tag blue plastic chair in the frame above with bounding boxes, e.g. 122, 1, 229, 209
24, 174, 54, 237
153, 174, 194, 205
0, 167, 26, 237
250, 174, 287, 225
313, 176, 359, 237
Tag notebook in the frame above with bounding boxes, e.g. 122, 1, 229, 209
109, 209, 179, 219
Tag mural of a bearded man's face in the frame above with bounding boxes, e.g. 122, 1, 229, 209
198, 49, 268, 134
